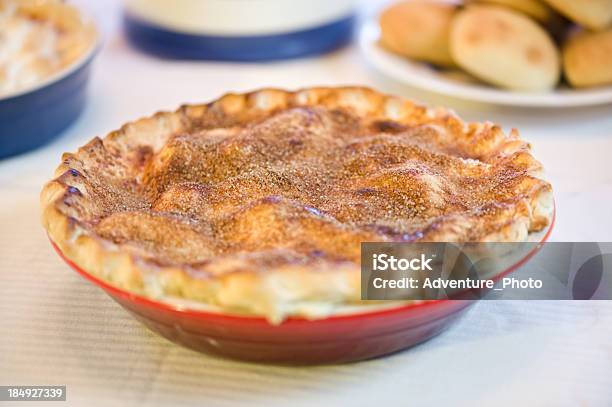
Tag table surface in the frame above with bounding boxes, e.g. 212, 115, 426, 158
1, 1, 611, 406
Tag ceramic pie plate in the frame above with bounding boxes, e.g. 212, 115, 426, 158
49, 209, 554, 365
359, 22, 612, 108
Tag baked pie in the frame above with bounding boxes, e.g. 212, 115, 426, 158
0, 0, 96, 96
41, 87, 553, 322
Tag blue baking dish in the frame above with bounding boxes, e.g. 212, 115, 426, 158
0, 43, 98, 159
124, 14, 355, 61
123, 0, 356, 61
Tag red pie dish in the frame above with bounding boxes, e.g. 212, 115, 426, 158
50, 213, 552, 365
42, 87, 555, 364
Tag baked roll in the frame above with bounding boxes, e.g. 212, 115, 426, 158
542, 0, 612, 31
466, 0, 555, 23
379, 1, 457, 67
563, 29, 612, 87
467, 0, 567, 38
450, 5, 560, 91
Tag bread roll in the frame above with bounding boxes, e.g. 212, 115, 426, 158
466, 0, 555, 23
542, 0, 612, 30
379, 1, 457, 67
468, 0, 567, 41
563, 29, 612, 87
450, 5, 560, 91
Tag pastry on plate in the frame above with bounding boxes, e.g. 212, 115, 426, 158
466, 0, 556, 23
0, 0, 96, 96
379, 1, 457, 67
450, 4, 560, 91
41, 87, 554, 322
542, 0, 612, 31
563, 28, 612, 87
466, 0, 566, 38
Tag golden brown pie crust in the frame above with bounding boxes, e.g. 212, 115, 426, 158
41, 87, 553, 322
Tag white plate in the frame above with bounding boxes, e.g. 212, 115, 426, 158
358, 21, 612, 107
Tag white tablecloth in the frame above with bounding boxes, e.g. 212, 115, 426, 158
1, 1, 611, 406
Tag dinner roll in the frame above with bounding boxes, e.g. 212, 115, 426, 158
450, 5, 560, 91
542, 0, 612, 30
563, 29, 612, 87
466, 0, 555, 23
379, 1, 457, 67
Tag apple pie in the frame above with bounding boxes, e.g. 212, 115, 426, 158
41, 87, 553, 322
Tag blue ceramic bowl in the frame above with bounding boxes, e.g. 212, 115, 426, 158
122, 0, 356, 61
124, 14, 355, 62
0, 44, 98, 159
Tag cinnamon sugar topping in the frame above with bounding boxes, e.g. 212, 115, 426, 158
51, 88, 552, 271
